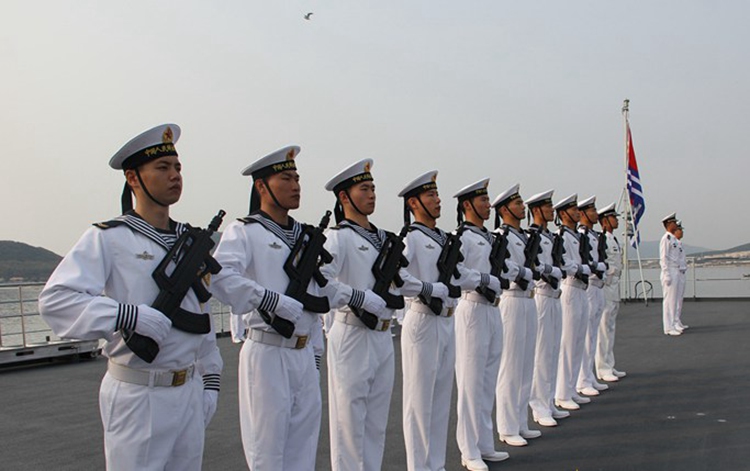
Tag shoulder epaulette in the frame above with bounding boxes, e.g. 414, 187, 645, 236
93, 219, 126, 230
237, 216, 257, 225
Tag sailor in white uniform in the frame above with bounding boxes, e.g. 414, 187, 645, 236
320, 159, 423, 471
398, 170, 461, 471
576, 197, 609, 397
452, 178, 514, 470
210, 146, 325, 470
595, 203, 627, 382
659, 213, 686, 335
525, 190, 567, 428
491, 184, 538, 447
38, 124, 222, 471
553, 194, 592, 411
674, 221, 689, 332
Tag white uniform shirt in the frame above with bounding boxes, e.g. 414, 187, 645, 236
39, 218, 222, 377
604, 232, 623, 285
495, 225, 530, 291
211, 214, 324, 353
320, 220, 424, 310
458, 223, 519, 292
659, 232, 682, 275
559, 226, 587, 279
402, 223, 468, 299
530, 226, 559, 290
578, 226, 605, 283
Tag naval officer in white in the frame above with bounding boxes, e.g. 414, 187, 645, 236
210, 146, 325, 470
660, 213, 687, 335
39, 124, 222, 471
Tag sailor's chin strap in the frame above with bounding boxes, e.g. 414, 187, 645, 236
120, 168, 168, 214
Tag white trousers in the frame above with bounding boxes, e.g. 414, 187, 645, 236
496, 295, 537, 436
675, 273, 686, 326
99, 371, 205, 471
529, 293, 562, 420
401, 309, 455, 471
596, 284, 619, 376
328, 317, 394, 471
454, 297, 502, 460
661, 270, 683, 333
555, 284, 587, 402
239, 339, 321, 471
578, 287, 605, 390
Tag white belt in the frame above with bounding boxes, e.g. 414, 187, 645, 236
503, 289, 534, 299
589, 277, 605, 289
410, 299, 455, 317
107, 361, 194, 388
461, 291, 500, 306
535, 287, 562, 299
248, 328, 309, 349
334, 311, 391, 332
562, 278, 588, 290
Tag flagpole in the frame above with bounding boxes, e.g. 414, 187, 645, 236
621, 99, 649, 305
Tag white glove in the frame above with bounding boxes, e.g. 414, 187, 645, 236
203, 390, 218, 428
534, 263, 549, 275
596, 262, 607, 273
362, 289, 387, 314
580, 265, 592, 276
550, 267, 563, 280
521, 267, 534, 282
430, 282, 450, 303
134, 305, 172, 344
274, 293, 303, 324
487, 275, 501, 294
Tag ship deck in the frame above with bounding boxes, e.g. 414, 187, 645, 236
1, 299, 749, 470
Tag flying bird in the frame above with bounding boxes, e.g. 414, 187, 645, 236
304, 12, 313, 20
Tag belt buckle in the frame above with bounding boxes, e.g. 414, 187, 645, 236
171, 369, 188, 387
492, 297, 500, 307
295, 335, 309, 349
379, 319, 391, 332
528, 290, 535, 299
446, 307, 455, 317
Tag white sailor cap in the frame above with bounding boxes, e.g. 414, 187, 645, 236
597, 202, 619, 218
578, 195, 597, 210
398, 170, 439, 199
662, 212, 677, 223
491, 183, 521, 208
109, 124, 181, 170
453, 178, 490, 201
325, 159, 374, 193
553, 193, 578, 211
676, 219, 684, 229
241, 145, 300, 179
526, 189, 555, 208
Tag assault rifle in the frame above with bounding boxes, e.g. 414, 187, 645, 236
477, 230, 511, 302
520, 228, 543, 291
351, 226, 410, 330
578, 227, 593, 284
545, 232, 566, 289
124, 210, 226, 363
259, 211, 333, 339
419, 228, 464, 315
597, 231, 609, 275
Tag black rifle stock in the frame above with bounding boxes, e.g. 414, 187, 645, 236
545, 232, 566, 289
519, 228, 542, 291
124, 210, 226, 363
258, 211, 333, 339
418, 228, 464, 315
578, 227, 593, 284
351, 226, 410, 330
477, 231, 511, 302
597, 231, 609, 275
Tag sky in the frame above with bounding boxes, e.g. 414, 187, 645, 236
2, 1, 749, 256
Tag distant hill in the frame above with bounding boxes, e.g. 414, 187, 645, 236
0, 241, 62, 282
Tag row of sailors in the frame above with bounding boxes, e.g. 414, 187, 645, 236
39, 124, 626, 471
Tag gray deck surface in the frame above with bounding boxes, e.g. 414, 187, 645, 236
1, 299, 749, 470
